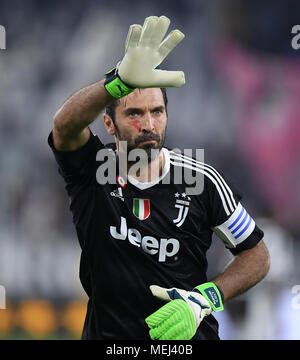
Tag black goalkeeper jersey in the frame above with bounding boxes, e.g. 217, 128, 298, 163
48, 129, 263, 340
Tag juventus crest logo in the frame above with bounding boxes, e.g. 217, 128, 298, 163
173, 192, 191, 227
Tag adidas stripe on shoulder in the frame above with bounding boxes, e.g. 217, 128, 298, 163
169, 151, 237, 216
169, 151, 256, 249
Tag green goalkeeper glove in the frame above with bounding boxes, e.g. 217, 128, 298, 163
105, 15, 185, 99
145, 283, 224, 340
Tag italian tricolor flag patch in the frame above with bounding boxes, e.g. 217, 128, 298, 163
133, 199, 150, 220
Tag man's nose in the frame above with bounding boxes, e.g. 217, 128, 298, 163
140, 112, 154, 132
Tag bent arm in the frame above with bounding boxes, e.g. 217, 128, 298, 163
212, 240, 270, 302
53, 79, 114, 151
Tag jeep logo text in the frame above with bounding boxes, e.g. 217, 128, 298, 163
110, 217, 180, 262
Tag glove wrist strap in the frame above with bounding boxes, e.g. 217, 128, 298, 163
194, 282, 224, 312
104, 68, 135, 99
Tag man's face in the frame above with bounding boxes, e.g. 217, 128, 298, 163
113, 88, 168, 161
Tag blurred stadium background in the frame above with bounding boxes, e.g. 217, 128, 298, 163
0, 0, 300, 340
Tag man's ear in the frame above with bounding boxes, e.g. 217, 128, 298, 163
103, 113, 116, 136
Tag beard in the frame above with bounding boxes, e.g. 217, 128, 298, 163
116, 127, 166, 164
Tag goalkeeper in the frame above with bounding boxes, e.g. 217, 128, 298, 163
49, 16, 270, 340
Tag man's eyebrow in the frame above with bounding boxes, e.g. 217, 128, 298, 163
152, 105, 165, 111
124, 107, 143, 113
123, 105, 165, 114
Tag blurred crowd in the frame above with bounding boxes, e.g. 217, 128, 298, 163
0, 0, 300, 339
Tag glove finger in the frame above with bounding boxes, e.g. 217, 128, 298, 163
150, 310, 194, 340
149, 285, 173, 301
145, 301, 175, 328
147, 303, 181, 339
146, 299, 190, 328
149, 314, 180, 340
149, 326, 163, 340
125, 24, 142, 53
160, 321, 192, 340
158, 29, 185, 59
152, 70, 185, 88
145, 313, 162, 329
165, 300, 195, 340
157, 307, 183, 340
150, 15, 170, 47
139, 16, 159, 47
147, 300, 196, 340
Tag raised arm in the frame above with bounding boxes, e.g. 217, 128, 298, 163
52, 15, 185, 151
53, 80, 113, 151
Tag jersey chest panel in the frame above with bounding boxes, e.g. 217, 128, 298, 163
94, 180, 209, 264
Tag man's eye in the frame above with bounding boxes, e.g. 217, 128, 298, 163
154, 110, 162, 115
129, 112, 138, 117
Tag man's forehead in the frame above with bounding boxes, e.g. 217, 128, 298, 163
119, 88, 164, 109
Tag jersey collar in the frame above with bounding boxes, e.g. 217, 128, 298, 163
127, 148, 170, 190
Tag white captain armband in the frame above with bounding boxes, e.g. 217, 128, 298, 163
213, 203, 256, 249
